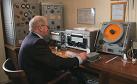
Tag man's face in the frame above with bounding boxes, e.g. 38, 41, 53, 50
41, 25, 49, 37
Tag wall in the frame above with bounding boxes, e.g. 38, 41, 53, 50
42, 0, 111, 28
61, 0, 111, 28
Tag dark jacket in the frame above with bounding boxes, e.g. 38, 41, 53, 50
18, 32, 79, 84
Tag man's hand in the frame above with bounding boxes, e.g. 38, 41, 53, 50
78, 52, 88, 61
65, 51, 77, 58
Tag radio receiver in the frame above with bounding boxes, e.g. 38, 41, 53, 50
66, 29, 98, 52
96, 22, 136, 56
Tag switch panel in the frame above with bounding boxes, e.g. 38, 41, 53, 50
41, 3, 64, 31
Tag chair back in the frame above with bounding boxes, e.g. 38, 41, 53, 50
2, 58, 29, 84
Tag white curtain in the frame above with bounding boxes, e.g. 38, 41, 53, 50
127, 0, 137, 41
0, 6, 9, 84
127, 0, 136, 22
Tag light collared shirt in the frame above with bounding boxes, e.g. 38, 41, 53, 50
33, 32, 44, 39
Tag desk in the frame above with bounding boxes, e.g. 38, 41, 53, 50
82, 54, 137, 84
5, 44, 137, 84
51, 47, 137, 84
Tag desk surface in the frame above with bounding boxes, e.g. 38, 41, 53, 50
83, 54, 137, 82
51, 47, 137, 82
5, 45, 137, 83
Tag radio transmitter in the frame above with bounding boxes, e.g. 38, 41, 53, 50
65, 29, 98, 51
41, 3, 63, 31
96, 22, 136, 56
50, 31, 66, 49
2, 0, 40, 46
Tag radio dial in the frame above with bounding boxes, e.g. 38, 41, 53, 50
81, 44, 86, 49
73, 41, 76, 47
76, 42, 81, 47
99, 40, 104, 44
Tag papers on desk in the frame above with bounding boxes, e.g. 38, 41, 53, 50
65, 51, 78, 58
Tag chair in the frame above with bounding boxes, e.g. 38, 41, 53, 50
2, 58, 29, 84
2, 58, 72, 84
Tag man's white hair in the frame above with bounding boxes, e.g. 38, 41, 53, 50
29, 16, 47, 32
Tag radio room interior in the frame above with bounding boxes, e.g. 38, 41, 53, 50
0, 0, 137, 84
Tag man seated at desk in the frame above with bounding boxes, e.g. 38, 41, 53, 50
18, 16, 88, 84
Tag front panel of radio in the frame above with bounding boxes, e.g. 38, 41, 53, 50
50, 31, 66, 49
41, 3, 63, 31
96, 22, 136, 56
2, 0, 40, 46
65, 29, 98, 51
67, 35, 88, 49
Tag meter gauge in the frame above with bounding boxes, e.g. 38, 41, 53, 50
26, 4, 30, 9
24, 12, 28, 17
21, 4, 25, 9
14, 4, 19, 8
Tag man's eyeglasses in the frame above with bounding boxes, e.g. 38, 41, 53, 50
41, 25, 49, 29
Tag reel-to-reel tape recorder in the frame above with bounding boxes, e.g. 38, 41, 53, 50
96, 22, 136, 56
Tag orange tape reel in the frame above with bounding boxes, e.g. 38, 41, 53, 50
103, 24, 124, 43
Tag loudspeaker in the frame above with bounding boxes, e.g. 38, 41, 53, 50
95, 22, 136, 56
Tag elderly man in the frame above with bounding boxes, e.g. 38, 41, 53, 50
18, 16, 87, 84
